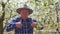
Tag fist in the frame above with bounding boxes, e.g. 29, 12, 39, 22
31, 22, 37, 28
16, 22, 22, 28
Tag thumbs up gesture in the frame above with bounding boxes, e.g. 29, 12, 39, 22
31, 21, 37, 28
15, 21, 22, 28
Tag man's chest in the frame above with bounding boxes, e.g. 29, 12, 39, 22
22, 21, 32, 28
15, 21, 33, 33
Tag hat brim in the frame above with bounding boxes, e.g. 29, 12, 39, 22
16, 8, 33, 14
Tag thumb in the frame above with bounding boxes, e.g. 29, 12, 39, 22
19, 20, 22, 23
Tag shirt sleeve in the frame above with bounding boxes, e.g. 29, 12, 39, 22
6, 18, 16, 32
32, 18, 38, 28
32, 19, 38, 25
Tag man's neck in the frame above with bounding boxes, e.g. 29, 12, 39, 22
21, 17, 28, 21
23, 19, 26, 21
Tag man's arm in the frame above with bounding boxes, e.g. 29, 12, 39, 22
6, 19, 16, 32
31, 19, 38, 28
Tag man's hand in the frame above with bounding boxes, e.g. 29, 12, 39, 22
31, 22, 37, 28
16, 22, 22, 28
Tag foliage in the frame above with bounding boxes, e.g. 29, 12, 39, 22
0, 0, 60, 34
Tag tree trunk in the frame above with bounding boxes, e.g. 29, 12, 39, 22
0, 1, 5, 34
0, 11, 5, 34
0, 0, 10, 34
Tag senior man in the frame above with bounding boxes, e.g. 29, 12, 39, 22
6, 4, 38, 34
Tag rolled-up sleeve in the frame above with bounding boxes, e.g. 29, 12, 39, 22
6, 19, 16, 32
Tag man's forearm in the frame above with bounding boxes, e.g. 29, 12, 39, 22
6, 23, 15, 32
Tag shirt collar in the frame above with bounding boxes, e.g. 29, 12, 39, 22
20, 17, 29, 22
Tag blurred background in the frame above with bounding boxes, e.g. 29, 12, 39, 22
0, 0, 60, 34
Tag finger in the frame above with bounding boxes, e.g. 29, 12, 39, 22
19, 20, 22, 22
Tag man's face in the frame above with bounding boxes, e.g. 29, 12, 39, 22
20, 9, 29, 19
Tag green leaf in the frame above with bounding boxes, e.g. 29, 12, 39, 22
35, 2, 40, 6
42, 2, 47, 7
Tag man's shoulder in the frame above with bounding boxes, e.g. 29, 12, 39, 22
28, 18, 36, 20
28, 18, 37, 21
12, 17, 21, 21
28, 18, 34, 20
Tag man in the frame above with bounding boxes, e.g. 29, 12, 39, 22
6, 4, 38, 34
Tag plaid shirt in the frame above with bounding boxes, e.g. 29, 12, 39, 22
6, 17, 37, 34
